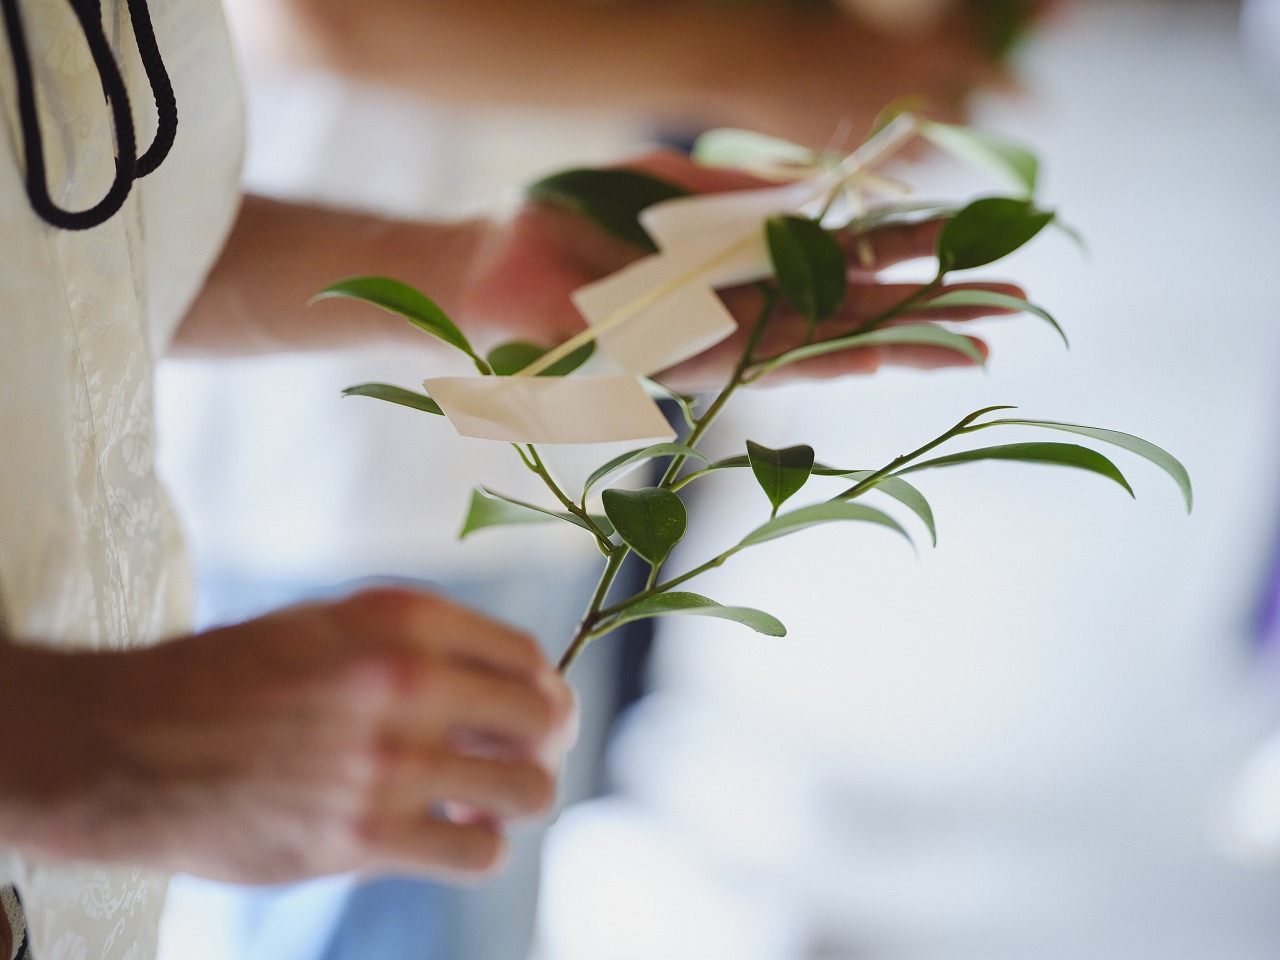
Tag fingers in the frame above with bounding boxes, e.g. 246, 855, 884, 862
837, 218, 946, 273
337, 588, 548, 680
368, 815, 508, 880
376, 743, 555, 821
835, 280, 1027, 328
389, 659, 573, 755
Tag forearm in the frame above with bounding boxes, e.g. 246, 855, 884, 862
0, 640, 100, 857
247, 0, 832, 126
174, 196, 489, 356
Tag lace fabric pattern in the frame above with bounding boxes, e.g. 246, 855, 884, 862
0, 0, 243, 956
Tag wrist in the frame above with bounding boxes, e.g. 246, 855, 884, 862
0, 643, 99, 856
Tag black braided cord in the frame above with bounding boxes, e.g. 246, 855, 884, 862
1, 0, 177, 230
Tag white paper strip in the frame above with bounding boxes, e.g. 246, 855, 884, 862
638, 178, 828, 273
571, 257, 738, 376
568, 177, 834, 376
425, 375, 675, 445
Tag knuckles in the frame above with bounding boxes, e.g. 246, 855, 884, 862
337, 586, 445, 637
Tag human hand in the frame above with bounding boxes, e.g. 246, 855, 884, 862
460, 150, 1022, 392
0, 588, 574, 884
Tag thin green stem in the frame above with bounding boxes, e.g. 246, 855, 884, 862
644, 562, 660, 592
519, 444, 613, 550
741, 273, 946, 383
558, 547, 627, 672
597, 547, 739, 620
659, 284, 779, 489
511, 443, 537, 471
832, 408, 985, 501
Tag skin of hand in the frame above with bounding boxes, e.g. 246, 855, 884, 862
182, 151, 1022, 386
232, 0, 1006, 148
459, 149, 1020, 391
0, 588, 575, 884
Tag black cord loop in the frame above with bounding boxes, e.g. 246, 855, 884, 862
1, 0, 178, 230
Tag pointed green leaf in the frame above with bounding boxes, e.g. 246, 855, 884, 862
583, 444, 710, 498
899, 442, 1135, 496
604, 592, 786, 637
957, 404, 1021, 427
746, 441, 815, 513
919, 289, 1067, 347
691, 128, 816, 172
754, 323, 984, 378
526, 168, 689, 252
975, 419, 1192, 511
1052, 218, 1088, 255
937, 197, 1055, 272
459, 488, 612, 539
834, 471, 938, 547
313, 276, 476, 360
341, 382, 444, 416
602, 488, 687, 565
486, 339, 595, 377
766, 214, 848, 327
739, 502, 911, 549
918, 121, 1039, 195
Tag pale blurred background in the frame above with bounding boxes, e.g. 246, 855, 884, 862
154, 0, 1280, 958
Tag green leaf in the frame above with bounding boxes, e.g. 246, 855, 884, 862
834, 472, 938, 547
1052, 218, 1088, 254
603, 592, 786, 637
975, 419, 1192, 511
747, 441, 815, 514
313, 277, 476, 360
583, 444, 710, 498
754, 323, 984, 378
602, 488, 687, 565
459, 487, 613, 539
526, 168, 690, 253
847, 201, 957, 235
918, 121, 1039, 196
341, 382, 444, 416
919, 289, 1067, 347
738, 502, 911, 549
868, 96, 927, 138
691, 128, 816, 172
766, 215, 848, 327
640, 378, 697, 432
486, 339, 595, 377
937, 197, 1055, 272
968, 0, 1036, 56
899, 442, 1135, 496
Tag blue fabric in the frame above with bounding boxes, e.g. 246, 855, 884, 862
316, 878, 451, 960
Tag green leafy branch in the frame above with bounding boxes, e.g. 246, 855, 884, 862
319, 119, 1189, 675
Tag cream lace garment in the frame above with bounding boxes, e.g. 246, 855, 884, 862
0, 0, 242, 956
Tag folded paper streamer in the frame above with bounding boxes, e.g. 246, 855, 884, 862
572, 178, 825, 377
426, 116, 917, 446
425, 176, 825, 445
424, 375, 675, 445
